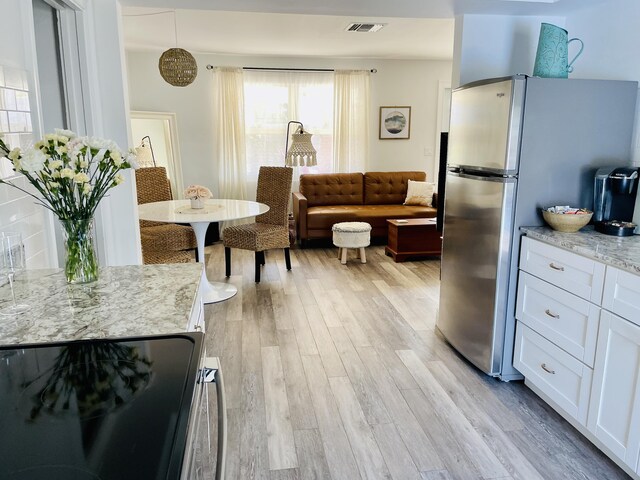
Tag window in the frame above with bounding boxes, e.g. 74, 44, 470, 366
244, 70, 334, 179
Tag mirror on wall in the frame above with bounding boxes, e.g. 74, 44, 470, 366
130, 111, 184, 198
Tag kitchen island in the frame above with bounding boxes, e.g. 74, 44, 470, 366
516, 226, 640, 479
0, 263, 204, 345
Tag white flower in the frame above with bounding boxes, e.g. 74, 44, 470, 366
111, 150, 123, 167
54, 128, 76, 139
60, 168, 75, 179
114, 173, 124, 185
83, 183, 93, 195
55, 145, 68, 155
48, 181, 60, 189
79, 159, 89, 169
8, 148, 21, 161
51, 170, 61, 179
82, 136, 119, 152
20, 148, 47, 173
44, 133, 57, 142
125, 148, 138, 169
48, 159, 63, 170
73, 172, 90, 184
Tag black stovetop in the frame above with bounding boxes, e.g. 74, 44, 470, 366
0, 333, 204, 480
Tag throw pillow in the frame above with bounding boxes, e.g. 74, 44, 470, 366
404, 180, 435, 207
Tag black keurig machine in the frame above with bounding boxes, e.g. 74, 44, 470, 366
593, 166, 639, 236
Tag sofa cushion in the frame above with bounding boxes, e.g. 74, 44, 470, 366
307, 204, 436, 232
300, 173, 363, 207
404, 180, 435, 207
364, 171, 426, 205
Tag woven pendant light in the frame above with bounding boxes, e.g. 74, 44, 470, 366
159, 48, 197, 86
158, 10, 197, 87
285, 127, 317, 167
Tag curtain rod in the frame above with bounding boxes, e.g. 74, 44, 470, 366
205, 65, 377, 73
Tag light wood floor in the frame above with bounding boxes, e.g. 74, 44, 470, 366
201, 243, 629, 480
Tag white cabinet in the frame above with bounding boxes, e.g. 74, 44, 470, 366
520, 236, 605, 303
588, 266, 640, 474
187, 291, 205, 332
514, 323, 593, 423
516, 237, 603, 426
516, 272, 600, 366
517, 235, 640, 478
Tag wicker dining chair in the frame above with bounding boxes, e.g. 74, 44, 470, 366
223, 166, 293, 283
135, 167, 197, 264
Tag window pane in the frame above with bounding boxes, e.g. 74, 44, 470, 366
244, 71, 333, 178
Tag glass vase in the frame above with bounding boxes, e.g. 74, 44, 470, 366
62, 218, 99, 284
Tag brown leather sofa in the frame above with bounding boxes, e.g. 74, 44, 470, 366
292, 171, 437, 245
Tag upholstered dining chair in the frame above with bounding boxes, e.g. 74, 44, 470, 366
135, 167, 197, 264
223, 166, 293, 283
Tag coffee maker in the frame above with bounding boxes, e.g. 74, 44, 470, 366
593, 166, 639, 236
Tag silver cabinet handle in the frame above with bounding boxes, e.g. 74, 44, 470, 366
541, 363, 556, 374
549, 263, 564, 271
545, 309, 560, 319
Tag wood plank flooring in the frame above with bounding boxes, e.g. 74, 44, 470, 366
200, 244, 630, 480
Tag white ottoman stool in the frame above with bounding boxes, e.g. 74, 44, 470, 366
332, 222, 372, 265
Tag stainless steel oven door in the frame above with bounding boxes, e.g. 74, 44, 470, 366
182, 356, 227, 480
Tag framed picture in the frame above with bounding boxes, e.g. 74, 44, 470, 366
379, 106, 411, 140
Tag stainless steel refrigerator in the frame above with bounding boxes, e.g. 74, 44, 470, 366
437, 75, 638, 380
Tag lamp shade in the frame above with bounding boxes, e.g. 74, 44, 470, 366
158, 48, 198, 87
285, 130, 317, 167
135, 144, 155, 168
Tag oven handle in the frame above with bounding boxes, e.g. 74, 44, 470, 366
203, 357, 227, 480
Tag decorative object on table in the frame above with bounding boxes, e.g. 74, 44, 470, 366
379, 106, 411, 140
332, 221, 371, 265
223, 166, 293, 283
533, 23, 584, 78
542, 206, 593, 233
135, 167, 196, 265
0, 130, 135, 284
0, 232, 28, 315
404, 179, 435, 207
158, 11, 197, 87
284, 121, 317, 167
184, 184, 212, 209
134, 136, 156, 168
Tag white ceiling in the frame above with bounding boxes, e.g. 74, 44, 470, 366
121, 0, 604, 59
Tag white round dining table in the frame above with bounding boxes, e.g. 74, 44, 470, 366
138, 199, 269, 304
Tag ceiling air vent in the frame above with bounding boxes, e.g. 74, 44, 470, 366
345, 23, 386, 33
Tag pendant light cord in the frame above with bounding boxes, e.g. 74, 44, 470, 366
173, 10, 178, 48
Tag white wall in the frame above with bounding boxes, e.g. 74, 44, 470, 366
0, 0, 54, 269
567, 1, 640, 165
452, 14, 565, 88
126, 50, 452, 194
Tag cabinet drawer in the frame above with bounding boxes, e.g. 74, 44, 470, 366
516, 272, 600, 366
520, 237, 605, 303
514, 323, 593, 425
603, 266, 640, 326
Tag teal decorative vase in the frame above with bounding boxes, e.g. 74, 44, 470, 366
533, 23, 584, 78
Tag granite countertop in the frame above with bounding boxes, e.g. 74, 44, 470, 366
0, 263, 203, 345
521, 226, 640, 274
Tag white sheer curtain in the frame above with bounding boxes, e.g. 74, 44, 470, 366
244, 70, 334, 194
213, 67, 247, 200
333, 70, 370, 173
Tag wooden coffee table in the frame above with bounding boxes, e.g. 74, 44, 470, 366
385, 218, 442, 262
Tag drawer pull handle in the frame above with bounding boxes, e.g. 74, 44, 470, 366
541, 363, 556, 375
549, 263, 564, 271
545, 309, 560, 319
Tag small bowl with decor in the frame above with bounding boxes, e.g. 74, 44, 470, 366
542, 206, 593, 233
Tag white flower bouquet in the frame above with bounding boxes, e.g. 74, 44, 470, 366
184, 184, 212, 209
0, 130, 136, 283
184, 184, 212, 200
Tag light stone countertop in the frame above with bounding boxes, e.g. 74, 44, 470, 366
521, 226, 640, 274
0, 263, 203, 346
